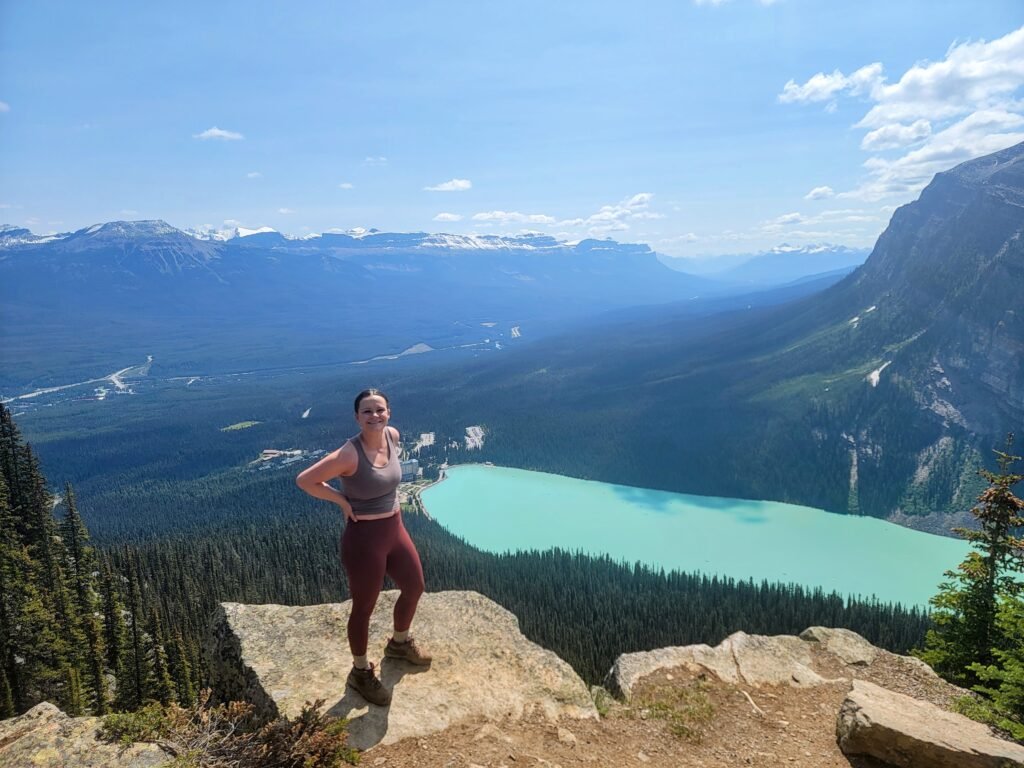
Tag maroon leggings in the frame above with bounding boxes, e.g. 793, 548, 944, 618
339, 511, 425, 656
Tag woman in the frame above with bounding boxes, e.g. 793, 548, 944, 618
296, 389, 430, 706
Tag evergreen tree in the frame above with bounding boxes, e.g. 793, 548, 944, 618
920, 435, 1024, 686
146, 606, 174, 706
99, 560, 127, 673
59, 484, 108, 714
167, 629, 196, 706
970, 596, 1024, 739
114, 556, 149, 711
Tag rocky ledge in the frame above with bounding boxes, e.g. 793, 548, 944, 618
206, 590, 597, 750
0, 702, 167, 767
3, 593, 1023, 767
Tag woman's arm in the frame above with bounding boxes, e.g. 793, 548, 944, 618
296, 444, 359, 522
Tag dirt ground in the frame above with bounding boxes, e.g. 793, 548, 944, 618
364, 666, 888, 768
360, 640, 978, 768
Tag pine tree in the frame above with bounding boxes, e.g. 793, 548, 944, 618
114, 557, 150, 711
919, 435, 1024, 686
970, 596, 1024, 739
146, 606, 175, 706
99, 559, 127, 673
60, 484, 108, 714
0, 413, 70, 713
167, 629, 196, 706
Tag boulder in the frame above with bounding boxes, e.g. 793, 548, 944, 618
606, 629, 831, 699
800, 626, 878, 666
0, 702, 168, 768
206, 590, 597, 750
837, 680, 1024, 768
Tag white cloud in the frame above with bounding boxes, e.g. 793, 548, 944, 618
278, 207, 295, 214
472, 210, 556, 224
247, 171, 262, 179
466, 192, 662, 238
660, 233, 700, 243
843, 109, 1024, 200
0, 101, 9, 113
424, 178, 472, 192
778, 63, 883, 104
193, 126, 244, 141
338, 182, 354, 189
860, 119, 931, 150
762, 212, 810, 233
804, 185, 835, 200
363, 156, 388, 166
579, 192, 660, 234
857, 28, 1024, 129
784, 26, 1024, 203
434, 213, 463, 222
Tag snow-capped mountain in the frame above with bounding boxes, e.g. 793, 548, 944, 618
663, 243, 870, 286
0, 219, 718, 387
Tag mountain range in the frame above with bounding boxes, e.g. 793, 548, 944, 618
662, 243, 869, 287
6, 141, 1020, 532
387, 141, 1024, 531
0, 221, 850, 390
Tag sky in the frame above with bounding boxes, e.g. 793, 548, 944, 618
1, 1, 1023, 258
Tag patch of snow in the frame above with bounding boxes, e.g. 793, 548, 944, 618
849, 316, 860, 327
301, 407, 311, 419
511, 326, 521, 338
864, 305, 877, 313
867, 361, 891, 387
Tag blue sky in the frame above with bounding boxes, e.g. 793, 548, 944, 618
1, 1, 1022, 258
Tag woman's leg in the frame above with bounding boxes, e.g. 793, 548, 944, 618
340, 523, 388, 658
386, 519, 425, 634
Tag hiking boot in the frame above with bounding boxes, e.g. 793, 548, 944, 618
346, 663, 391, 706
385, 637, 433, 666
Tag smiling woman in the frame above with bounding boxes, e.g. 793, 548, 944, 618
295, 388, 431, 707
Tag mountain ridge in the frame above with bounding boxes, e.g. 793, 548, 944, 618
387, 140, 1024, 528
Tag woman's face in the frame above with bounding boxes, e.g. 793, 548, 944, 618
355, 394, 390, 432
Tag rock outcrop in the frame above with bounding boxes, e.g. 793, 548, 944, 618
7, 604, 1022, 767
0, 702, 168, 768
837, 680, 1024, 768
206, 590, 597, 750
605, 627, 851, 699
607, 625, 1024, 768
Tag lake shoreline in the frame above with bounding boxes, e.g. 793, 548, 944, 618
420, 464, 969, 607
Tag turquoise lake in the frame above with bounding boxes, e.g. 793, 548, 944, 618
420, 464, 971, 607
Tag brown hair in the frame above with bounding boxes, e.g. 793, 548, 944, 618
353, 388, 389, 413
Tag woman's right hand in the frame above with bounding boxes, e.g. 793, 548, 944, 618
339, 497, 358, 523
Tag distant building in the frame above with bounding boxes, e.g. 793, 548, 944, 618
400, 459, 419, 482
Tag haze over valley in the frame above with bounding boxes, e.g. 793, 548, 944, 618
6, 142, 1024, 546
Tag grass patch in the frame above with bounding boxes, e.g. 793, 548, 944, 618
632, 679, 715, 743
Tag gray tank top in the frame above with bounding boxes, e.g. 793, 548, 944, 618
341, 429, 401, 517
